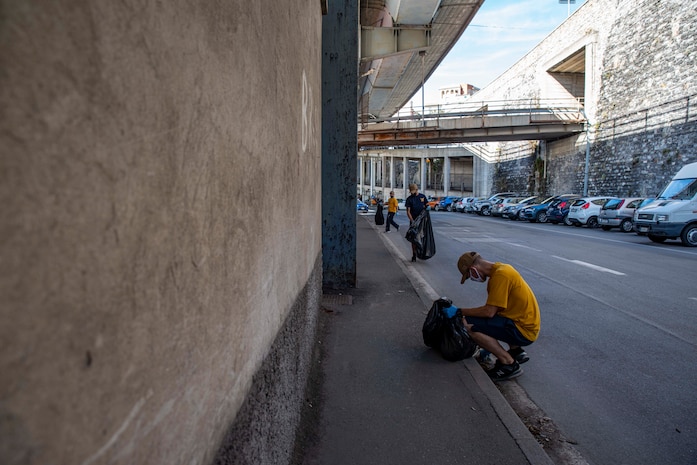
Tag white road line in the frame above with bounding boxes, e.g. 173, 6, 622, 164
689, 297, 697, 302
507, 243, 543, 252
552, 255, 626, 275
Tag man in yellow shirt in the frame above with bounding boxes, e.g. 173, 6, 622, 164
384, 190, 400, 233
445, 251, 540, 381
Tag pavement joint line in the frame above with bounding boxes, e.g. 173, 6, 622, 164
365, 216, 555, 465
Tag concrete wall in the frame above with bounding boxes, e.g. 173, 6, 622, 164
0, 1, 323, 464
470, 0, 697, 197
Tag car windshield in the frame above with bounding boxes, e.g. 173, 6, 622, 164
571, 199, 586, 206
658, 178, 697, 200
603, 198, 623, 210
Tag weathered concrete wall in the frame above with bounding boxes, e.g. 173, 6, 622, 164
471, 0, 697, 197
0, 1, 322, 464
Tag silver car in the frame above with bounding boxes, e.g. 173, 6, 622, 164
599, 197, 645, 232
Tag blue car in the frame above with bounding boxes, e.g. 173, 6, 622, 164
357, 200, 369, 212
520, 195, 559, 223
436, 196, 460, 212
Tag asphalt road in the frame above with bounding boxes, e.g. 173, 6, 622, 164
381, 210, 697, 465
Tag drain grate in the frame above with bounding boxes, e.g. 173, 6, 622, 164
321, 294, 353, 306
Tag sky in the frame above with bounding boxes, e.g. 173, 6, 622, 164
408, 0, 587, 106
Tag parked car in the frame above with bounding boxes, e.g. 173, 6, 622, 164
546, 194, 581, 225
567, 196, 617, 228
491, 197, 523, 217
464, 197, 485, 213
632, 197, 657, 235
599, 197, 645, 232
427, 196, 443, 210
397, 198, 406, 211
634, 162, 697, 246
520, 195, 562, 223
357, 200, 369, 212
473, 192, 517, 216
454, 197, 467, 212
503, 195, 543, 220
436, 196, 460, 211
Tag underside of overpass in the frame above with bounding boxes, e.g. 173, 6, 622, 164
325, 1, 590, 287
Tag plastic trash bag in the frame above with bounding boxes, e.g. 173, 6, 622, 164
375, 203, 384, 225
405, 210, 435, 259
439, 312, 478, 361
422, 297, 477, 362
422, 297, 451, 348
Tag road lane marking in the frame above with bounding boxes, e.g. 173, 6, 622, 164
507, 243, 543, 252
552, 255, 626, 275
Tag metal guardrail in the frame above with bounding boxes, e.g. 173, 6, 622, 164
359, 97, 586, 128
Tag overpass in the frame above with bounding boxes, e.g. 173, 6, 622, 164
358, 98, 586, 148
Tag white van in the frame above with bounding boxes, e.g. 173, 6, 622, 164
634, 162, 697, 246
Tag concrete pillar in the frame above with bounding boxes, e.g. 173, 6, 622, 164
370, 158, 375, 198
402, 156, 408, 199
444, 156, 451, 195
389, 156, 396, 190
358, 156, 364, 198
380, 154, 386, 196
322, 0, 358, 288
420, 157, 427, 193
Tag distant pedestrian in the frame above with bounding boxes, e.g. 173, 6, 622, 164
443, 251, 540, 381
405, 183, 428, 262
385, 191, 400, 233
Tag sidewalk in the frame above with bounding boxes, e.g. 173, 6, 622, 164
302, 215, 553, 465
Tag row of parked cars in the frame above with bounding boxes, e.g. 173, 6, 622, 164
432, 162, 697, 247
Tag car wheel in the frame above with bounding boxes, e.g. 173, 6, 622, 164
648, 234, 667, 243
535, 211, 547, 223
619, 219, 633, 233
601, 225, 612, 231
481, 207, 491, 216
447, 205, 452, 212
587, 216, 598, 228
680, 224, 697, 247
563, 214, 573, 226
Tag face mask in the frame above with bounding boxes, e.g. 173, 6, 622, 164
469, 267, 486, 283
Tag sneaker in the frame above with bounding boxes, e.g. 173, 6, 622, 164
508, 348, 530, 364
487, 361, 522, 381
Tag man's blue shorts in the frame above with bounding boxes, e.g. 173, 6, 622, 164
465, 315, 533, 347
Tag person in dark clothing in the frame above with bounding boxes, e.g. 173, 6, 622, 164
404, 183, 428, 262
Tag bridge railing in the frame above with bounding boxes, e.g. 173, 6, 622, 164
360, 97, 585, 128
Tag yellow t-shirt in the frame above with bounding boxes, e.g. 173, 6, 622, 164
485, 263, 540, 342
387, 197, 398, 213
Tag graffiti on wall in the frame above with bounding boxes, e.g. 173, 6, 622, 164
301, 70, 317, 154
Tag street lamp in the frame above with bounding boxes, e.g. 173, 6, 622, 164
419, 50, 426, 126
580, 107, 591, 196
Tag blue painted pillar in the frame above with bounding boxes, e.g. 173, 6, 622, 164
321, 0, 358, 288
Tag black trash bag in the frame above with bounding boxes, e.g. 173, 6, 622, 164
438, 310, 478, 361
422, 297, 452, 348
375, 203, 384, 225
422, 297, 477, 362
405, 210, 436, 259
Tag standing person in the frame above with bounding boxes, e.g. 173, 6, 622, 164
385, 191, 400, 233
405, 183, 428, 262
444, 251, 540, 381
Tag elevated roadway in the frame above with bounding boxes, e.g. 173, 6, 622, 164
358, 98, 586, 148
